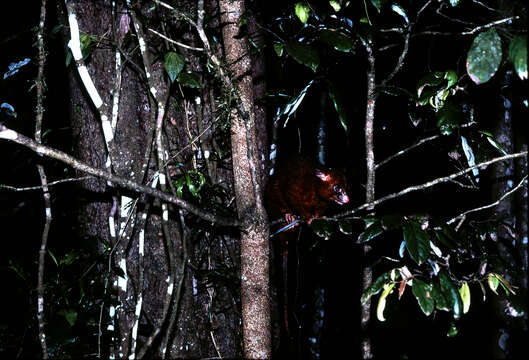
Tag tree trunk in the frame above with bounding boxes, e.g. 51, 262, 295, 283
219, 0, 271, 357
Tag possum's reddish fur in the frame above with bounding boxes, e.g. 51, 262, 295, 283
266, 155, 349, 226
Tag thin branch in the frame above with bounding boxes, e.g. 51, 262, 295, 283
338, 151, 528, 218
0, 124, 240, 227
148, 28, 203, 51
375, 134, 440, 170
448, 175, 528, 226
1, 176, 92, 191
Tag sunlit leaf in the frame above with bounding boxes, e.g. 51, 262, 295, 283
164, 52, 185, 83
459, 282, 471, 314
509, 35, 528, 80
377, 283, 395, 321
294, 2, 310, 23
412, 279, 434, 316
466, 29, 502, 84
285, 41, 320, 72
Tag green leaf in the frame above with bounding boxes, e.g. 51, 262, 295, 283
431, 281, 450, 311
361, 270, 392, 304
294, 2, 310, 23
439, 271, 463, 318
459, 281, 471, 314
58, 309, 78, 327
509, 35, 528, 80
377, 283, 395, 321
285, 41, 320, 72
328, 84, 348, 133
164, 52, 185, 83
370, 0, 386, 13
338, 219, 353, 235
273, 42, 284, 57
310, 218, 335, 239
329, 0, 341, 12
488, 272, 499, 294
403, 221, 430, 264
466, 29, 502, 84
319, 29, 355, 53
48, 249, 59, 267
412, 279, 434, 316
447, 322, 459, 337
177, 72, 203, 88
358, 220, 383, 243
436, 102, 462, 135
391, 4, 408, 25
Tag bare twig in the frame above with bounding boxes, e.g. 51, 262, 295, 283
448, 175, 528, 226
148, 28, 203, 51
1, 176, 92, 191
338, 151, 528, 218
0, 124, 240, 226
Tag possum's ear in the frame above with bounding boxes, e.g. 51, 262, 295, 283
315, 169, 331, 182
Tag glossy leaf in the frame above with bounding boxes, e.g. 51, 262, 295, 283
466, 29, 502, 84
447, 322, 459, 337
431, 281, 450, 311
459, 281, 471, 314
358, 220, 383, 243
361, 270, 392, 304
164, 52, 185, 83
436, 102, 462, 135
338, 219, 353, 235
285, 41, 320, 72
508, 35, 528, 80
439, 271, 463, 318
282, 79, 315, 126
488, 272, 499, 294
328, 84, 348, 133
377, 283, 395, 321
274, 42, 284, 57
329, 0, 341, 12
391, 4, 408, 24
403, 221, 430, 264
412, 279, 434, 316
320, 29, 355, 53
370, 0, 386, 13
295, 2, 310, 23
310, 218, 334, 239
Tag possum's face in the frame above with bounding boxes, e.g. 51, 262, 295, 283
315, 169, 349, 205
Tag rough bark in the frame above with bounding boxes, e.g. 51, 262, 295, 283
219, 0, 271, 358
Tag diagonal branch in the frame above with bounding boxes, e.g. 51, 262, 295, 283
0, 124, 240, 227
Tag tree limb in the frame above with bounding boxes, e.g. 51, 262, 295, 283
0, 124, 240, 227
